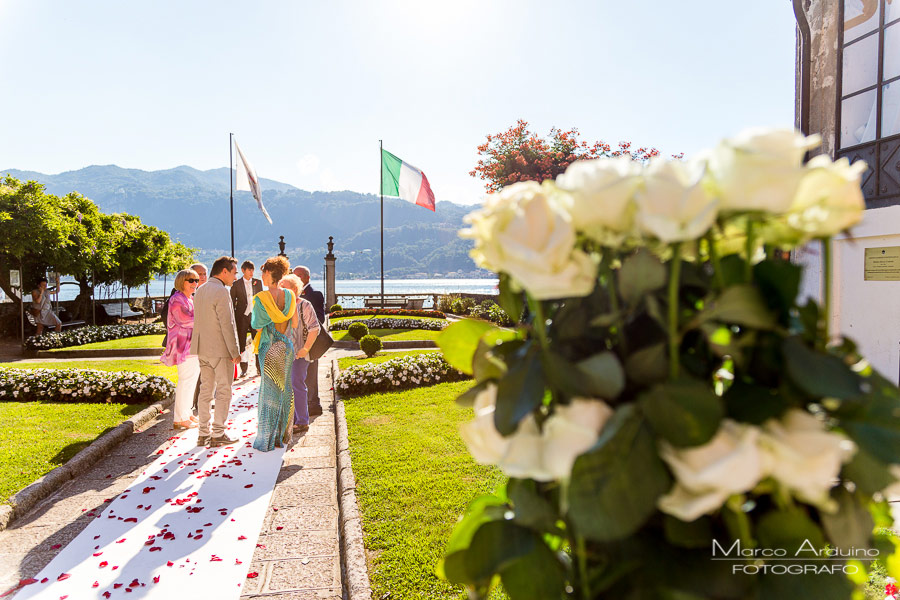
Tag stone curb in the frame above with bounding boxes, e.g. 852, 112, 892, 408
0, 393, 175, 532
333, 340, 436, 350
331, 358, 373, 600
33, 348, 163, 359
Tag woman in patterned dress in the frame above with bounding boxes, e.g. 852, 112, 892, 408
250, 256, 299, 452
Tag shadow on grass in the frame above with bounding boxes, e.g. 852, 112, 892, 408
46, 403, 148, 465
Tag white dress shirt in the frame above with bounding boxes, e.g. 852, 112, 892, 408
243, 277, 253, 316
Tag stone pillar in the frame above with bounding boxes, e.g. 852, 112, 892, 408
324, 236, 336, 309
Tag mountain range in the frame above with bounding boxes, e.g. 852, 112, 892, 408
2, 165, 490, 279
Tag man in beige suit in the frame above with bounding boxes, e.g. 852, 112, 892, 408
190, 256, 241, 447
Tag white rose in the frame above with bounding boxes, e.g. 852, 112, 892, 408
541, 398, 613, 480
708, 127, 820, 213
460, 181, 597, 300
459, 384, 512, 466
658, 420, 767, 522
782, 156, 867, 239
759, 409, 855, 511
556, 156, 642, 239
879, 465, 900, 500
634, 158, 718, 243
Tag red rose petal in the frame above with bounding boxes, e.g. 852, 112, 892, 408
244, 484, 253, 488
235, 559, 242, 565
149, 547, 162, 552
40, 578, 48, 584
93, 552, 103, 556
103, 593, 111, 599
92, 581, 99, 588
112, 566, 119, 570
114, 583, 123, 589
246, 572, 258, 579
153, 575, 160, 583
166, 561, 174, 567
50, 544, 61, 549
99, 561, 108, 568
238, 535, 247, 540
276, 526, 283, 531
56, 573, 70, 581
124, 518, 137, 523
115, 538, 126, 544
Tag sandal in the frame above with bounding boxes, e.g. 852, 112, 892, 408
173, 420, 198, 430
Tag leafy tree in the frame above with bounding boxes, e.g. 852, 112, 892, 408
470, 119, 671, 192
0, 176, 194, 320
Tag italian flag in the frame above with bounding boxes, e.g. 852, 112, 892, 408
381, 149, 436, 211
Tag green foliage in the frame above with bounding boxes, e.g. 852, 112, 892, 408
0, 175, 194, 314
359, 334, 383, 357
348, 322, 369, 341
329, 303, 342, 313
451, 297, 476, 315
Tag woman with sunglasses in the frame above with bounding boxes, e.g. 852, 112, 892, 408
161, 268, 202, 429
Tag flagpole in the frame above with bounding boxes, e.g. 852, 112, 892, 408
230, 132, 235, 258
380, 139, 384, 309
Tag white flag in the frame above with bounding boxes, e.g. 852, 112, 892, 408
234, 138, 272, 224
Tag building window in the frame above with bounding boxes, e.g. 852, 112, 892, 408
838, 0, 900, 207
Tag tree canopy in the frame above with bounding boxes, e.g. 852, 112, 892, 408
470, 119, 674, 192
0, 175, 194, 310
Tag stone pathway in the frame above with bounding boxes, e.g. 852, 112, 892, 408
0, 353, 342, 600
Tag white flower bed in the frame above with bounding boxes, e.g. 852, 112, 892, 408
329, 318, 448, 332
0, 368, 174, 404
25, 322, 165, 351
336, 352, 468, 396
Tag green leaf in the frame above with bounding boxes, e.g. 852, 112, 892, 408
456, 380, 493, 408
463, 520, 536, 582
754, 259, 801, 315
839, 371, 900, 464
498, 537, 567, 600
439, 493, 508, 583
820, 488, 874, 550
624, 343, 668, 385
663, 515, 713, 549
618, 249, 666, 304
495, 345, 544, 435
507, 479, 562, 534
782, 336, 862, 400
498, 273, 525, 323
718, 254, 748, 287
640, 378, 724, 448
472, 330, 518, 382
576, 352, 625, 399
437, 318, 499, 375
568, 405, 671, 541
842, 446, 896, 496
694, 285, 778, 330
724, 380, 786, 425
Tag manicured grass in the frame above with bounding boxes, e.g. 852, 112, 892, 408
338, 349, 441, 370
343, 379, 507, 599
332, 328, 442, 342
2, 359, 178, 383
47, 334, 165, 351
330, 314, 445, 324
0, 401, 148, 504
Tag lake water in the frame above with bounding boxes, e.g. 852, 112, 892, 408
42, 278, 499, 308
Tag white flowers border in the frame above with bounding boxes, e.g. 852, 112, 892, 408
0, 367, 174, 403
336, 352, 467, 396
330, 318, 448, 332
25, 323, 165, 351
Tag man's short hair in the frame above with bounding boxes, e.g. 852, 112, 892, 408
241, 260, 255, 271
293, 265, 311, 282
189, 262, 207, 274
210, 256, 237, 276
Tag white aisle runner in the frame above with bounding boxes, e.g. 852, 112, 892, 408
10, 379, 286, 600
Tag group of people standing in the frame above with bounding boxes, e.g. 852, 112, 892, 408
160, 255, 326, 452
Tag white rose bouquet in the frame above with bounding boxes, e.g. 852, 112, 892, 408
437, 128, 899, 599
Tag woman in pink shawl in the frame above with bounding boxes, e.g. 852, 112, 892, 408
161, 268, 201, 429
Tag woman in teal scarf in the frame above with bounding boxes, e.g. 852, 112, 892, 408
251, 256, 299, 452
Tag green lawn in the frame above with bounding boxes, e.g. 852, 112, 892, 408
332, 328, 441, 342
338, 349, 441, 370
2, 359, 178, 383
47, 334, 165, 351
343, 378, 507, 599
0, 401, 149, 503
0, 358, 177, 504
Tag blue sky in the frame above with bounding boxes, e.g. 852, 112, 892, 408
0, 1, 798, 205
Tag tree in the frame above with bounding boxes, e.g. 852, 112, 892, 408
470, 119, 669, 192
0, 176, 194, 320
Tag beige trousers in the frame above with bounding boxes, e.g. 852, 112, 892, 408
197, 356, 234, 438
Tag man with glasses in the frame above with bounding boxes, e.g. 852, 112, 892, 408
190, 256, 241, 447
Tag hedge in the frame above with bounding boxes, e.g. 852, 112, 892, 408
0, 368, 174, 404
330, 309, 446, 320
24, 323, 165, 351
330, 318, 448, 332
335, 352, 468, 396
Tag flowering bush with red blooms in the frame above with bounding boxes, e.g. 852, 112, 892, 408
329, 309, 446, 319
470, 119, 663, 192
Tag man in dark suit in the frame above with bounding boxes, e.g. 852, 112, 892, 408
293, 265, 325, 415
230, 260, 263, 378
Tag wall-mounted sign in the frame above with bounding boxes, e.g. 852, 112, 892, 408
9, 270, 19, 287
864, 246, 900, 281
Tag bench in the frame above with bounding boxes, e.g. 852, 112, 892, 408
98, 302, 144, 320
363, 297, 408, 309
26, 311, 86, 331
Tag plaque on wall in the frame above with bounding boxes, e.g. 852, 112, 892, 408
864, 246, 900, 281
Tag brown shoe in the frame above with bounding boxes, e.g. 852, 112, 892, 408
174, 420, 198, 430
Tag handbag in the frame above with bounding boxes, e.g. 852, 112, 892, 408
300, 302, 333, 361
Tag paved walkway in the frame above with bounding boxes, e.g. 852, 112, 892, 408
0, 353, 342, 600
